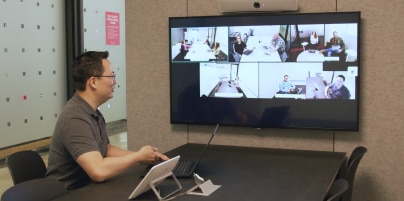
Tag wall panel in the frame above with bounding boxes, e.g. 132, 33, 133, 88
126, 0, 404, 200
337, 0, 404, 200
0, 0, 66, 148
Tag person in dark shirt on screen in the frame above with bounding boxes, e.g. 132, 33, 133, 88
325, 75, 351, 99
233, 35, 247, 62
320, 31, 345, 57
46, 51, 168, 190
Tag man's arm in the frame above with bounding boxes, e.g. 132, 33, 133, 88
106, 144, 133, 157
76, 145, 168, 182
290, 82, 295, 90
279, 82, 283, 91
325, 85, 332, 99
339, 38, 345, 49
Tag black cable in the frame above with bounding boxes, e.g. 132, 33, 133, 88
187, 124, 189, 143
186, 0, 189, 17
333, 130, 336, 152
335, 0, 338, 12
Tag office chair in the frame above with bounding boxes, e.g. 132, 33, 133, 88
324, 178, 349, 201
6, 150, 47, 185
1, 177, 67, 201
339, 146, 367, 201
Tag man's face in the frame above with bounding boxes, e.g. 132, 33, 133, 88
335, 77, 344, 88
284, 76, 289, 82
333, 32, 338, 38
97, 59, 117, 100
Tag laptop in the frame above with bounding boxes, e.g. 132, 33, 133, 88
172, 124, 219, 178
147, 124, 218, 179
243, 49, 254, 55
129, 155, 182, 200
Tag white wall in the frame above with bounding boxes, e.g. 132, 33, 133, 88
83, 0, 127, 122
0, 0, 66, 148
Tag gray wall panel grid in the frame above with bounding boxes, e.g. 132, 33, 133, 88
126, 0, 404, 200
0, 0, 66, 148
83, 0, 126, 123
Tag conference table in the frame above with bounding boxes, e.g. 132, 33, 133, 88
297, 50, 339, 62
52, 143, 346, 201
184, 42, 216, 61
240, 36, 282, 62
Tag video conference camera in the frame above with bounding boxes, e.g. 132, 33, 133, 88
253, 2, 261, 8
219, 0, 299, 12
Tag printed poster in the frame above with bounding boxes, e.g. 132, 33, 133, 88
105, 12, 120, 45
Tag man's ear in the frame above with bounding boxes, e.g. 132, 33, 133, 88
88, 77, 97, 89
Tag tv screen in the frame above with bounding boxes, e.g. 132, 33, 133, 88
169, 12, 360, 131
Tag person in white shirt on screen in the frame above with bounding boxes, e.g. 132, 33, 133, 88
309, 31, 319, 50
278, 75, 295, 94
271, 32, 287, 62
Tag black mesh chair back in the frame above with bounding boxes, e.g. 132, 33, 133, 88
1, 178, 67, 201
6, 150, 47, 185
324, 178, 349, 201
340, 146, 367, 201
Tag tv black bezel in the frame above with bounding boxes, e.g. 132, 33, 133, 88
169, 11, 361, 131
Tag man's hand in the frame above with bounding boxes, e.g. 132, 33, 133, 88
138, 145, 169, 164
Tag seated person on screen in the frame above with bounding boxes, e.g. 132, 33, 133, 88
204, 37, 211, 48
309, 31, 319, 50
320, 31, 345, 57
271, 32, 287, 62
212, 42, 221, 58
233, 36, 247, 62
278, 75, 296, 94
325, 75, 351, 99
46, 51, 168, 190
180, 40, 192, 56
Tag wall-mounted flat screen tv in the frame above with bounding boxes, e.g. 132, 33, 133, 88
169, 12, 360, 131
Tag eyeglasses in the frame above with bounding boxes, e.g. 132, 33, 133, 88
94, 74, 116, 81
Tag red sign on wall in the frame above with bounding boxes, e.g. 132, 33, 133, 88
105, 12, 120, 45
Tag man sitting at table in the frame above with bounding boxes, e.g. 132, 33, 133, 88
271, 32, 287, 62
180, 40, 192, 56
278, 75, 295, 94
320, 31, 346, 61
46, 51, 168, 190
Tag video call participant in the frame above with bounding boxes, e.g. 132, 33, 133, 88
212, 42, 221, 58
278, 75, 295, 94
46, 51, 168, 190
271, 32, 287, 62
233, 36, 247, 62
309, 31, 319, 50
325, 75, 351, 99
180, 40, 192, 56
320, 31, 345, 57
